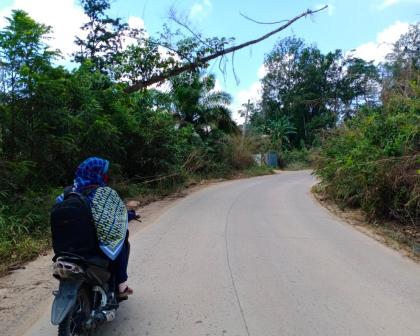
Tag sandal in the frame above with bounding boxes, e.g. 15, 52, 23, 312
118, 286, 133, 299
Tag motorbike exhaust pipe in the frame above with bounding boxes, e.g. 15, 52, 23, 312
92, 309, 116, 324
102, 309, 116, 322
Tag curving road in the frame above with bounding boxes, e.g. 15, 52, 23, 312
25, 171, 420, 336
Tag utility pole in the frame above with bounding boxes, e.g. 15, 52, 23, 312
241, 99, 250, 149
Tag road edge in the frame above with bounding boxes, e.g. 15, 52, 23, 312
310, 185, 420, 264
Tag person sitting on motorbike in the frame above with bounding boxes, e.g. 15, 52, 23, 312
56, 157, 135, 299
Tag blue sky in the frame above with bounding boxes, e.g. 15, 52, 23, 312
0, 0, 418, 120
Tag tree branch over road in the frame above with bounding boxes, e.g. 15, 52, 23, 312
124, 5, 328, 93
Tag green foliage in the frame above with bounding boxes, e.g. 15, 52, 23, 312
241, 165, 274, 177
112, 9, 236, 88
249, 37, 380, 148
0, 10, 59, 160
0, 7, 250, 271
0, 188, 59, 273
314, 99, 419, 223
73, 0, 134, 72
314, 24, 419, 225
281, 148, 312, 170
263, 116, 296, 152
170, 71, 239, 137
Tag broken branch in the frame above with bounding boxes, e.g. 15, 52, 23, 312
124, 5, 328, 93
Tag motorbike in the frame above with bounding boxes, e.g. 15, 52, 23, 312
50, 252, 126, 336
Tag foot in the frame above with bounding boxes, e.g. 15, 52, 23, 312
118, 285, 133, 299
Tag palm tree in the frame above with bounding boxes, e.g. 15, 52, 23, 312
170, 72, 238, 137
265, 115, 296, 151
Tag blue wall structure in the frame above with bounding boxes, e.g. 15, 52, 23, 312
266, 152, 278, 168
253, 152, 278, 168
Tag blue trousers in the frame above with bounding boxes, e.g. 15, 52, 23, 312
111, 231, 130, 285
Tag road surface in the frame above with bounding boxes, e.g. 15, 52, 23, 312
25, 171, 420, 336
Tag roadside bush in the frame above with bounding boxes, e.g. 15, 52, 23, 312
0, 188, 59, 273
227, 135, 256, 170
281, 148, 312, 170
314, 98, 419, 224
194, 133, 256, 177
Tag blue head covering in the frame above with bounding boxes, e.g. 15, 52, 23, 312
73, 157, 110, 192
56, 157, 110, 203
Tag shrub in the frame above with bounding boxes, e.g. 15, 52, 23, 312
0, 188, 59, 273
280, 148, 313, 170
314, 99, 419, 224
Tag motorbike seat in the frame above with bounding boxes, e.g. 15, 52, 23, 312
86, 256, 109, 269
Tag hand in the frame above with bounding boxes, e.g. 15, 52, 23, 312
127, 209, 140, 221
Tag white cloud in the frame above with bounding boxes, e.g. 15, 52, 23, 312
232, 81, 261, 123
257, 64, 267, 79
378, 0, 400, 8
376, 0, 420, 9
232, 66, 264, 123
122, 16, 148, 48
150, 81, 171, 93
0, 0, 87, 60
236, 81, 262, 106
190, 0, 212, 21
128, 16, 145, 31
213, 79, 223, 92
351, 21, 410, 64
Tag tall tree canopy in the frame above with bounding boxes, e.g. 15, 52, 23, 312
251, 37, 380, 147
0, 10, 58, 160
73, 0, 133, 72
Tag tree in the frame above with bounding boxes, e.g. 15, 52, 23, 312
337, 57, 380, 119
259, 37, 341, 146
73, 0, 135, 72
0, 10, 58, 159
256, 37, 380, 147
68, 1, 329, 91
265, 116, 296, 151
170, 72, 238, 138
382, 23, 419, 100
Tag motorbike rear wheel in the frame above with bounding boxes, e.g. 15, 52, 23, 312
58, 287, 91, 336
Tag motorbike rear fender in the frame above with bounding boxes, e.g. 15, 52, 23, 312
51, 280, 84, 325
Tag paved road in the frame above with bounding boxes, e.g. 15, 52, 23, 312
26, 171, 420, 336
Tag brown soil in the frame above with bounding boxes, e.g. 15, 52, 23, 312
312, 188, 420, 264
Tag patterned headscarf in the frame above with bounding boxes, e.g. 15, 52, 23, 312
73, 157, 110, 192
56, 157, 110, 203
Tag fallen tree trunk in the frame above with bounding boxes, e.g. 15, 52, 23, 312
124, 5, 328, 93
